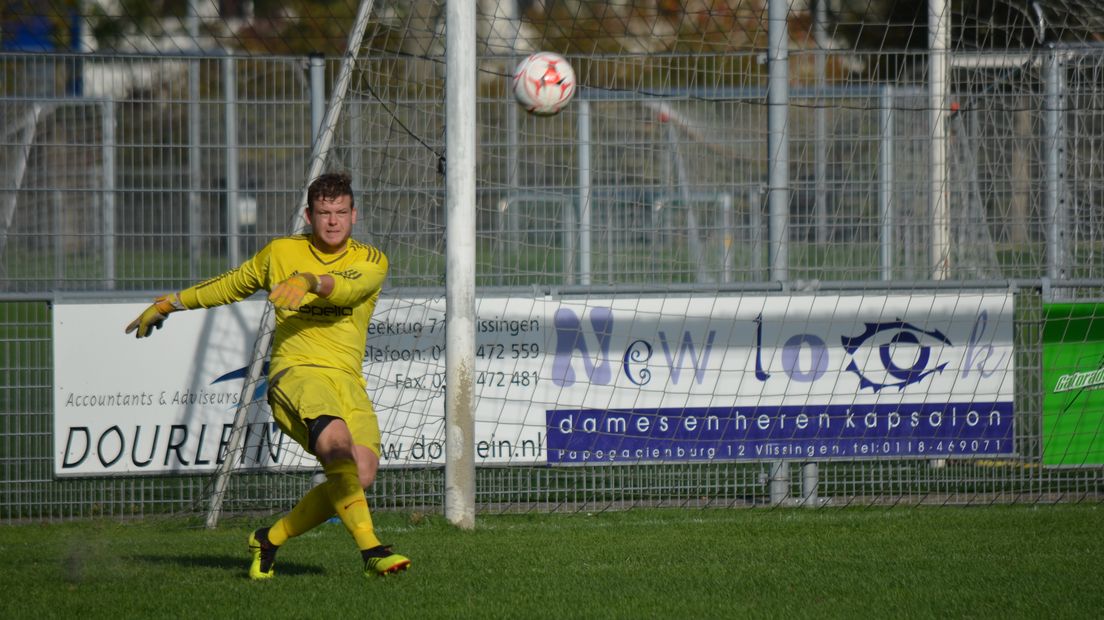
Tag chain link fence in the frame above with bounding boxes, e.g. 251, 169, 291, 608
2, 47, 1103, 521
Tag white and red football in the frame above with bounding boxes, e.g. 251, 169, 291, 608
512, 51, 577, 116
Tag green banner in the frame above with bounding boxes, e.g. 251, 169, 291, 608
1043, 302, 1104, 466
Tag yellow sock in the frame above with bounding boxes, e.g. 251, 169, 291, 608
323, 459, 381, 551
268, 483, 334, 546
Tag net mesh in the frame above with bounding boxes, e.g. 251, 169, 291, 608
205, 0, 1104, 515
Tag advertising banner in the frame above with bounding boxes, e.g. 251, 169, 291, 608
55, 292, 1015, 476
364, 292, 1016, 465
1042, 302, 1104, 467
54, 301, 308, 477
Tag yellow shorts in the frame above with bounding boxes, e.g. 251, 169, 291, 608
267, 365, 381, 457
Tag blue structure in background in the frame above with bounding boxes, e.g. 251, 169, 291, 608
2, 3, 84, 95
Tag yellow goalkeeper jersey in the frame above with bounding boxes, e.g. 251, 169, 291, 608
177, 235, 388, 383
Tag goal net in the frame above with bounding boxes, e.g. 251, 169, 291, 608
205, 0, 1104, 523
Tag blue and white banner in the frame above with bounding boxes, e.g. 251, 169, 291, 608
546, 403, 1012, 463
534, 291, 1015, 461
366, 292, 1015, 465
535, 293, 1015, 463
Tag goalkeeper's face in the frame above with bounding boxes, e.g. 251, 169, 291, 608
307, 195, 357, 253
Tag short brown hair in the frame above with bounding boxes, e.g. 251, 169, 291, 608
307, 172, 354, 211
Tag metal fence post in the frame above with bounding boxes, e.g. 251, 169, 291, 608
223, 52, 240, 267
749, 186, 764, 275
310, 53, 325, 145
767, 0, 790, 283
880, 86, 895, 281
188, 58, 202, 280
187, 0, 202, 278
767, 0, 791, 505
814, 0, 829, 246
801, 462, 819, 508
577, 98, 592, 286
929, 0, 951, 280
1045, 49, 1068, 281
770, 460, 790, 506
721, 192, 734, 283
101, 99, 116, 289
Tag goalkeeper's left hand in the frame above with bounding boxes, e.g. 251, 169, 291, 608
268, 273, 320, 310
125, 293, 185, 338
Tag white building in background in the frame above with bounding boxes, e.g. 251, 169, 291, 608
70, 0, 248, 98
77, 0, 248, 54
68, 0, 532, 97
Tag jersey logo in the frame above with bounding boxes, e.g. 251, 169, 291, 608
295, 305, 353, 317
333, 269, 362, 281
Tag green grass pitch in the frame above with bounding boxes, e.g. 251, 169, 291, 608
1, 505, 1101, 618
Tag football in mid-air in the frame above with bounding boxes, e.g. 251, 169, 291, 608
512, 51, 576, 116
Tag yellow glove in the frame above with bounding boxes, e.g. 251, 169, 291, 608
125, 293, 185, 338
268, 273, 320, 310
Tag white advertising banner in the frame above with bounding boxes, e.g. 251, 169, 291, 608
54, 301, 309, 477
54, 292, 1015, 476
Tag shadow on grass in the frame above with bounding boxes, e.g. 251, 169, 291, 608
136, 554, 327, 577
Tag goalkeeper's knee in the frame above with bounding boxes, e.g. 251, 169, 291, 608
125, 293, 185, 338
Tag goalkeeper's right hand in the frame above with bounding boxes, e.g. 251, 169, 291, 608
125, 293, 185, 338
268, 273, 320, 311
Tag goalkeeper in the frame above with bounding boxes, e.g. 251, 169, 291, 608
125, 172, 410, 579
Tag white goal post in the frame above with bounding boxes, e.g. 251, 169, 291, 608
443, 0, 478, 530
